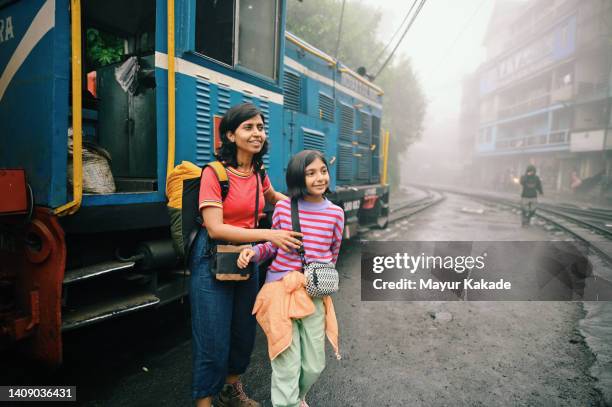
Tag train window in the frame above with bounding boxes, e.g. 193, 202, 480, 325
237, 0, 280, 79
195, 0, 280, 80
195, 0, 235, 66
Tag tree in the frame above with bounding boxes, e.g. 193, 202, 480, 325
286, 0, 427, 188
377, 56, 426, 187
286, 0, 384, 69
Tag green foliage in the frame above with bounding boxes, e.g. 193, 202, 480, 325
86, 29, 124, 68
286, 0, 427, 188
377, 56, 427, 187
286, 0, 383, 70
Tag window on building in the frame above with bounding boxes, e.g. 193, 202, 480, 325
195, 0, 280, 80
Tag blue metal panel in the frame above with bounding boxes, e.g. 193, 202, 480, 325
339, 103, 354, 142
357, 145, 370, 180
172, 71, 285, 191
370, 115, 380, 183
257, 98, 271, 169
301, 127, 325, 152
0, 0, 69, 208
337, 143, 353, 182
195, 78, 213, 166
282, 69, 301, 111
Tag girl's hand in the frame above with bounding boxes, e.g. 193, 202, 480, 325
268, 230, 303, 252
237, 248, 256, 269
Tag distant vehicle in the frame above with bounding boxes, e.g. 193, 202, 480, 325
0, 0, 389, 365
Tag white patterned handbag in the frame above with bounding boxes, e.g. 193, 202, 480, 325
303, 261, 339, 297
291, 198, 339, 297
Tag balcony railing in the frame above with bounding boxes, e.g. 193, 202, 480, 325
550, 84, 573, 103
494, 129, 570, 150
575, 82, 607, 102
498, 93, 550, 119
508, 0, 578, 51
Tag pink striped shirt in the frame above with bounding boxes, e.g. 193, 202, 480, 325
252, 198, 344, 283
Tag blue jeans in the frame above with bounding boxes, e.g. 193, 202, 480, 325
189, 228, 259, 400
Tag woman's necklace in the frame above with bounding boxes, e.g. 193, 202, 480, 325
236, 163, 253, 174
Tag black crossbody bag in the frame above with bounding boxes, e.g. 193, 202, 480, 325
291, 198, 339, 296
209, 172, 260, 281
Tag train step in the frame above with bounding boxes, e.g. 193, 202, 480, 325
62, 292, 160, 331
63, 260, 136, 285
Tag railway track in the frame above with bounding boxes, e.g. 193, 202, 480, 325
422, 185, 612, 263
388, 188, 445, 222
358, 188, 445, 235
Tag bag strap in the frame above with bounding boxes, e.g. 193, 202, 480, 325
206, 161, 230, 201
290, 198, 306, 267
254, 171, 260, 228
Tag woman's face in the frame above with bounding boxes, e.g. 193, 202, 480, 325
304, 157, 329, 197
227, 115, 266, 155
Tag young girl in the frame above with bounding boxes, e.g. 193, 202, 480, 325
238, 150, 344, 407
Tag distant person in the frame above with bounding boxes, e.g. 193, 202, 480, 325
520, 164, 543, 226
570, 171, 582, 193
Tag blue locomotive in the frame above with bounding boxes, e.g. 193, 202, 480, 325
0, 0, 389, 364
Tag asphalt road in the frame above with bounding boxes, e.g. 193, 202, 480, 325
1, 193, 607, 406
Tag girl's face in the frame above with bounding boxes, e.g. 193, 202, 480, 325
304, 157, 329, 197
227, 115, 266, 155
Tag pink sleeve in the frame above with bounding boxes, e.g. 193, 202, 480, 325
198, 166, 223, 210
252, 204, 282, 262
330, 210, 344, 264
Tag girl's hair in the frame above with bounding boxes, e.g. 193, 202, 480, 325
215, 103, 269, 175
286, 150, 331, 198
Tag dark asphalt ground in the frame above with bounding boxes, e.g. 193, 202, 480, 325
1, 194, 607, 406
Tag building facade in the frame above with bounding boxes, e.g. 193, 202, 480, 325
471, 0, 612, 198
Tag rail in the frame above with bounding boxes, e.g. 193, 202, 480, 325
166, 0, 176, 178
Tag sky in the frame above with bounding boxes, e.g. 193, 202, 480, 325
358, 0, 500, 165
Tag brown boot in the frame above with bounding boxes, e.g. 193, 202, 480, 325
215, 381, 261, 407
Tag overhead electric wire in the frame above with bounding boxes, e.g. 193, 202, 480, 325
369, 0, 419, 69
425, 0, 489, 105
426, 0, 488, 82
372, 0, 428, 80
333, 0, 347, 58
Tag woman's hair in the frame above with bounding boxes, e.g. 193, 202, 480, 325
215, 103, 268, 175
286, 150, 331, 198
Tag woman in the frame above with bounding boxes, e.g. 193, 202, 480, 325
190, 103, 303, 407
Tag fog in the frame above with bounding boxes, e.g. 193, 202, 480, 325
361, 0, 611, 205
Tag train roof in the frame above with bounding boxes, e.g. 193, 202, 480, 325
284, 32, 384, 98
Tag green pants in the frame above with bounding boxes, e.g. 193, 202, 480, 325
271, 297, 326, 407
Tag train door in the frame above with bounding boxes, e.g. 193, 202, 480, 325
81, 0, 157, 192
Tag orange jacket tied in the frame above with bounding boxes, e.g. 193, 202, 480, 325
252, 271, 340, 361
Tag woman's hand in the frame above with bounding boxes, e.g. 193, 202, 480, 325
267, 230, 303, 252
238, 248, 256, 269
